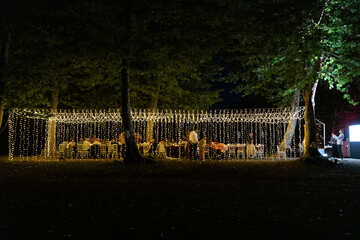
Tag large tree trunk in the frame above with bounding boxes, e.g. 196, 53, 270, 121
302, 82, 321, 159
0, 31, 10, 68
0, 31, 11, 130
0, 100, 5, 130
46, 89, 59, 157
146, 77, 160, 142
280, 89, 300, 151
121, 62, 146, 164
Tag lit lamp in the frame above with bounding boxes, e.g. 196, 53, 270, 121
349, 124, 360, 158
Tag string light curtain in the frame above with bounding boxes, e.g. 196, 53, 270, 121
8, 107, 305, 160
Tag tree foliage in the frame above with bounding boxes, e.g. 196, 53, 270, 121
3, 0, 225, 111
223, 0, 360, 105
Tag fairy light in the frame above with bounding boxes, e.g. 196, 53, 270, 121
9, 107, 305, 160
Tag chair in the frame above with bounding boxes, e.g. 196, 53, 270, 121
227, 144, 237, 160
77, 144, 89, 159
111, 144, 119, 159
204, 145, 210, 159
236, 144, 246, 159
58, 143, 67, 159
143, 142, 152, 155
107, 143, 113, 158
298, 143, 304, 157
100, 144, 108, 158
64, 144, 73, 159
277, 145, 287, 160
255, 144, 265, 159
90, 144, 100, 158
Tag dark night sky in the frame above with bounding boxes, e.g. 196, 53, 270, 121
212, 85, 274, 109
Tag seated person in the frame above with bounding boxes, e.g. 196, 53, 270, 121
209, 141, 227, 153
135, 132, 142, 143
118, 132, 126, 145
90, 135, 97, 144
68, 140, 77, 158
68, 139, 76, 147
83, 138, 91, 150
92, 138, 101, 145
209, 141, 227, 159
142, 140, 152, 155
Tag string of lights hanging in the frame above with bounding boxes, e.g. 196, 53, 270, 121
9, 107, 305, 161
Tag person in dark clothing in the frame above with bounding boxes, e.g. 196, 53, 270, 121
329, 131, 338, 157
332, 129, 344, 158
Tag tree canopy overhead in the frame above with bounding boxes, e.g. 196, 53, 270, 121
2, 0, 230, 112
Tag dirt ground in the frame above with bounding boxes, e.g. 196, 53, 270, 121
1, 157, 360, 239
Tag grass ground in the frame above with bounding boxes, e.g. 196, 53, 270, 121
1, 157, 360, 239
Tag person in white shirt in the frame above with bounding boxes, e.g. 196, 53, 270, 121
189, 128, 199, 160
332, 129, 344, 158
156, 139, 167, 160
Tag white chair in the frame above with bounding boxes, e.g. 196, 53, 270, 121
142, 142, 151, 155
77, 144, 89, 159
107, 143, 113, 158
236, 144, 246, 159
227, 144, 237, 160
111, 144, 119, 159
277, 145, 287, 160
204, 145, 210, 159
100, 144, 107, 158
58, 143, 67, 159
255, 144, 265, 159
298, 143, 304, 157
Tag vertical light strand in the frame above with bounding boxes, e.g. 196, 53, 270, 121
8, 110, 14, 161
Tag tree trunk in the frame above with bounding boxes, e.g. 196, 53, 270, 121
280, 89, 300, 151
46, 89, 59, 157
0, 31, 11, 130
121, 61, 146, 164
302, 83, 321, 159
0, 31, 10, 68
146, 77, 160, 142
0, 100, 5, 130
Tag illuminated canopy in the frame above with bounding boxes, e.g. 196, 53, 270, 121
11, 107, 305, 124
8, 107, 305, 161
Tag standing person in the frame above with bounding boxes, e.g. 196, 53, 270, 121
333, 129, 344, 159
246, 132, 256, 158
156, 139, 167, 160
147, 138, 156, 156
189, 128, 199, 160
198, 137, 207, 161
329, 131, 338, 157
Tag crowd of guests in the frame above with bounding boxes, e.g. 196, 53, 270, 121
155, 128, 259, 161
58, 129, 260, 160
